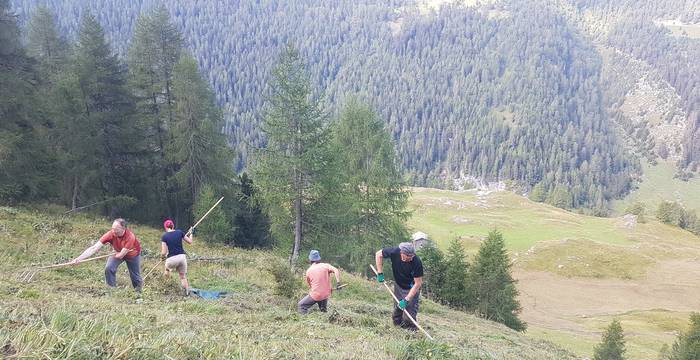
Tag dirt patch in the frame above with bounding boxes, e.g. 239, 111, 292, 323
515, 259, 700, 333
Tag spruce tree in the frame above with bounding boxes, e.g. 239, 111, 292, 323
443, 238, 471, 309
128, 5, 183, 220
593, 319, 626, 360
529, 182, 547, 202
170, 52, 234, 222
669, 313, 700, 360
470, 230, 526, 331
417, 241, 447, 301
233, 173, 272, 248
0, 0, 56, 202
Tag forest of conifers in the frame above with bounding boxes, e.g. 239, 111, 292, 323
5, 0, 700, 212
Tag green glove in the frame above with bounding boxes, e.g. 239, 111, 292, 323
377, 273, 385, 283
398, 299, 408, 310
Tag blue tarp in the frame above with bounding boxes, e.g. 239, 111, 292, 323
189, 288, 228, 300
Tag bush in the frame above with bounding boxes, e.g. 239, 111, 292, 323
268, 260, 301, 298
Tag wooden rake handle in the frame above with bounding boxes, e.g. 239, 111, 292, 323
37, 249, 135, 270
370, 264, 433, 340
186, 196, 225, 236
142, 259, 164, 282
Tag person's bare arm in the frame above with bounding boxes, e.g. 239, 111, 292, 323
113, 247, 130, 259
329, 265, 340, 284
184, 233, 193, 245
375, 250, 384, 274
71, 240, 103, 263
161, 242, 168, 259
405, 277, 423, 302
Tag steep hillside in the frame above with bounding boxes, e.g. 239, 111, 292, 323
0, 205, 574, 359
407, 187, 700, 359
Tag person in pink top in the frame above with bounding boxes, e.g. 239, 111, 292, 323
298, 250, 341, 314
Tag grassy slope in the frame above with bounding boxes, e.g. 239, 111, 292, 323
613, 160, 700, 215
409, 187, 700, 279
0, 205, 573, 360
407, 187, 700, 359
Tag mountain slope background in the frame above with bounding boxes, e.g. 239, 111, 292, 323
407, 187, 700, 359
13, 0, 699, 211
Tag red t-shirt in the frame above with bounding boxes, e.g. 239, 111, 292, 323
100, 229, 141, 258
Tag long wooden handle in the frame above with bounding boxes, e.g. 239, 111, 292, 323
142, 259, 164, 282
38, 249, 135, 270
370, 264, 433, 340
187, 196, 224, 235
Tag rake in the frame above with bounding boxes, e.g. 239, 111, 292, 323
142, 196, 225, 284
17, 252, 117, 283
370, 264, 433, 340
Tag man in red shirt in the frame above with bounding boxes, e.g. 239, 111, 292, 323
71, 218, 143, 291
298, 250, 341, 314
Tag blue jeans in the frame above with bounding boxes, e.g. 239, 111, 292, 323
105, 255, 142, 291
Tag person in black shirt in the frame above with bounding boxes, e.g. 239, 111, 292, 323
161, 219, 193, 295
375, 242, 423, 330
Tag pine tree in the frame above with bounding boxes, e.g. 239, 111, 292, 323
26, 6, 68, 74
669, 313, 700, 360
57, 13, 139, 215
0, 0, 57, 202
593, 319, 626, 360
170, 52, 234, 222
529, 182, 547, 202
470, 230, 526, 331
128, 5, 183, 220
233, 173, 272, 248
251, 45, 330, 265
417, 241, 447, 300
442, 238, 471, 309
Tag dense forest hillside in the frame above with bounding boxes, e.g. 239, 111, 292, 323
8, 0, 698, 210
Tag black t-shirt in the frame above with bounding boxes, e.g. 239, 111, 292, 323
161, 229, 186, 257
382, 247, 423, 290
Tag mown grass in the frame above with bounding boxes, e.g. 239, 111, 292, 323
0, 205, 574, 359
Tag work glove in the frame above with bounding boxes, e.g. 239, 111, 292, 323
335, 282, 342, 290
377, 273, 385, 283
160, 254, 167, 261
398, 298, 408, 310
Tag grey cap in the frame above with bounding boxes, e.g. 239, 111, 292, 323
309, 249, 321, 262
398, 242, 415, 256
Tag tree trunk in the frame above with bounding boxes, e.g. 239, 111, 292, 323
71, 175, 79, 210
292, 185, 302, 267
